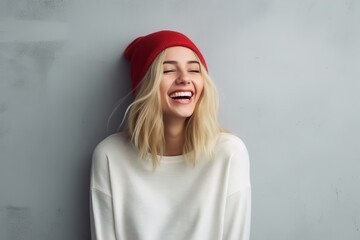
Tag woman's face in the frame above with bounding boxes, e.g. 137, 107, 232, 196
160, 46, 204, 121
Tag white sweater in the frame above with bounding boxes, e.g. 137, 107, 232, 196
90, 132, 251, 240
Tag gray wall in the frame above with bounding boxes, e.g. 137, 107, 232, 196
1, 0, 359, 239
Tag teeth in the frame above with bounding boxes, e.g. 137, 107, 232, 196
169, 91, 192, 98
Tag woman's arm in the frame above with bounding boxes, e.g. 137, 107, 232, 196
90, 189, 116, 240
223, 186, 251, 240
90, 144, 116, 240
223, 137, 252, 240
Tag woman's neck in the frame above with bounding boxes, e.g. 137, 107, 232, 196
163, 118, 186, 156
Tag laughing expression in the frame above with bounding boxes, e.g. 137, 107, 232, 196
160, 46, 204, 121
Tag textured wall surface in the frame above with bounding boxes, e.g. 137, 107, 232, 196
0, 0, 359, 239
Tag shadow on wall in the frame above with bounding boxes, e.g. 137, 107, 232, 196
79, 55, 134, 238
103, 56, 134, 135
0, 41, 134, 239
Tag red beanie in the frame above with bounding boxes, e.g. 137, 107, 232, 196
124, 30, 208, 91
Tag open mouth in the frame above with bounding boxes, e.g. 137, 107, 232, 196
169, 91, 193, 100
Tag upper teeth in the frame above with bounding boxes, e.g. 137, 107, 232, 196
170, 91, 192, 98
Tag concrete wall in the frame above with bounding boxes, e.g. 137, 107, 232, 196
0, 0, 359, 239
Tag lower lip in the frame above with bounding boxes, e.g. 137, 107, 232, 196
171, 96, 193, 104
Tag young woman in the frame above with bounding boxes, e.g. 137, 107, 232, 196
90, 30, 251, 240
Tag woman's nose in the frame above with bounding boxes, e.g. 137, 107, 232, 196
176, 70, 191, 85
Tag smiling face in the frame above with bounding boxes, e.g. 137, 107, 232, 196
160, 46, 204, 122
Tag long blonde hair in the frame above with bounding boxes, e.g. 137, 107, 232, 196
127, 49, 221, 168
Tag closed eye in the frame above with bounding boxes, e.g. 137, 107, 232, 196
163, 70, 175, 74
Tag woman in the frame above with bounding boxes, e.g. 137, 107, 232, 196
90, 30, 251, 240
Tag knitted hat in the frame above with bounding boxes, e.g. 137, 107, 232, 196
124, 30, 208, 91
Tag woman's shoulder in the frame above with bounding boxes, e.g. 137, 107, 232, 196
216, 132, 251, 193
216, 132, 248, 154
91, 132, 137, 172
213, 132, 249, 167
93, 132, 133, 154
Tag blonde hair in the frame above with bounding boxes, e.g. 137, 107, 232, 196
126, 49, 221, 168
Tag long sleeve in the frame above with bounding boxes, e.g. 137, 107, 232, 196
223, 186, 251, 240
90, 143, 116, 240
222, 137, 251, 240
90, 189, 116, 240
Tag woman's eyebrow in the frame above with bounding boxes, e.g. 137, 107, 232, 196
163, 60, 177, 64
